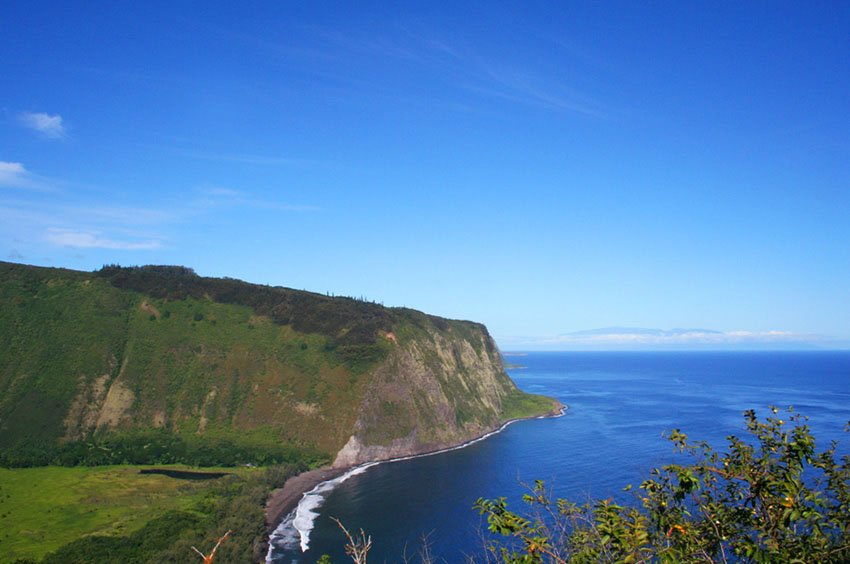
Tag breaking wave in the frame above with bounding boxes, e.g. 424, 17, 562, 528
266, 406, 566, 561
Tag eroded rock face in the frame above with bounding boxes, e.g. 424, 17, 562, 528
333, 435, 418, 467
63, 353, 138, 440
2, 262, 550, 462
333, 327, 516, 467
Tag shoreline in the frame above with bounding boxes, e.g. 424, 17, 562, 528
263, 401, 565, 554
264, 466, 349, 533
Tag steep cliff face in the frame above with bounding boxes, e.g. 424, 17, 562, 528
333, 320, 520, 466
0, 262, 555, 466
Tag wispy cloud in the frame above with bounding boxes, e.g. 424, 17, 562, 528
345, 28, 608, 117
205, 186, 242, 197
1, 170, 172, 252
69, 204, 176, 225
0, 161, 60, 192
173, 148, 319, 167
0, 161, 32, 188
201, 19, 608, 118
0, 157, 317, 257
1, 198, 169, 250
472, 64, 605, 117
0, 200, 171, 228
18, 112, 67, 139
44, 228, 162, 250
196, 186, 318, 212
501, 327, 843, 350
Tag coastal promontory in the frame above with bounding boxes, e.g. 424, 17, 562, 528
0, 261, 556, 469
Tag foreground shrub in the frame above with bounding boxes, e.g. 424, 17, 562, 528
475, 408, 850, 563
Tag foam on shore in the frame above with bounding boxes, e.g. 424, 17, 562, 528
266, 405, 566, 560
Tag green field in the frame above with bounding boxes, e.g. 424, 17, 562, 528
499, 390, 559, 420
0, 465, 247, 563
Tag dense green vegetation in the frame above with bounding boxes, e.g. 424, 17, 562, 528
0, 428, 328, 468
96, 264, 393, 347
499, 390, 559, 421
0, 464, 243, 562
0, 261, 395, 460
0, 265, 132, 452
475, 408, 850, 563
0, 464, 302, 563
1, 261, 549, 468
34, 464, 302, 564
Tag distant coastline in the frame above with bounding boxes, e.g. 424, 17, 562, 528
503, 351, 528, 369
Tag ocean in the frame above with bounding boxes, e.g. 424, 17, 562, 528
267, 351, 850, 563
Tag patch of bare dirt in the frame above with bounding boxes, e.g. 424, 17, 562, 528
140, 300, 161, 319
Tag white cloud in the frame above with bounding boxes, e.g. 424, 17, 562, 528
196, 185, 318, 212
19, 112, 67, 139
0, 161, 31, 187
547, 329, 813, 345
72, 204, 175, 225
0, 161, 58, 191
44, 228, 162, 250
500, 327, 837, 350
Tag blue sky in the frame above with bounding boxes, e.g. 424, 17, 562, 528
2, 2, 849, 349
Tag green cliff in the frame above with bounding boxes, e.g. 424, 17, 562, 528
0, 261, 557, 468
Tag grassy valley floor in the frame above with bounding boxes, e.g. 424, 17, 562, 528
0, 464, 266, 563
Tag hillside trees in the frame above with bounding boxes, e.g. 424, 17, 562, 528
0, 429, 329, 468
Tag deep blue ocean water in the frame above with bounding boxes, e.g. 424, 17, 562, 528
269, 351, 850, 563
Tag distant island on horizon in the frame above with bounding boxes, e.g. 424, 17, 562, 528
498, 326, 849, 352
